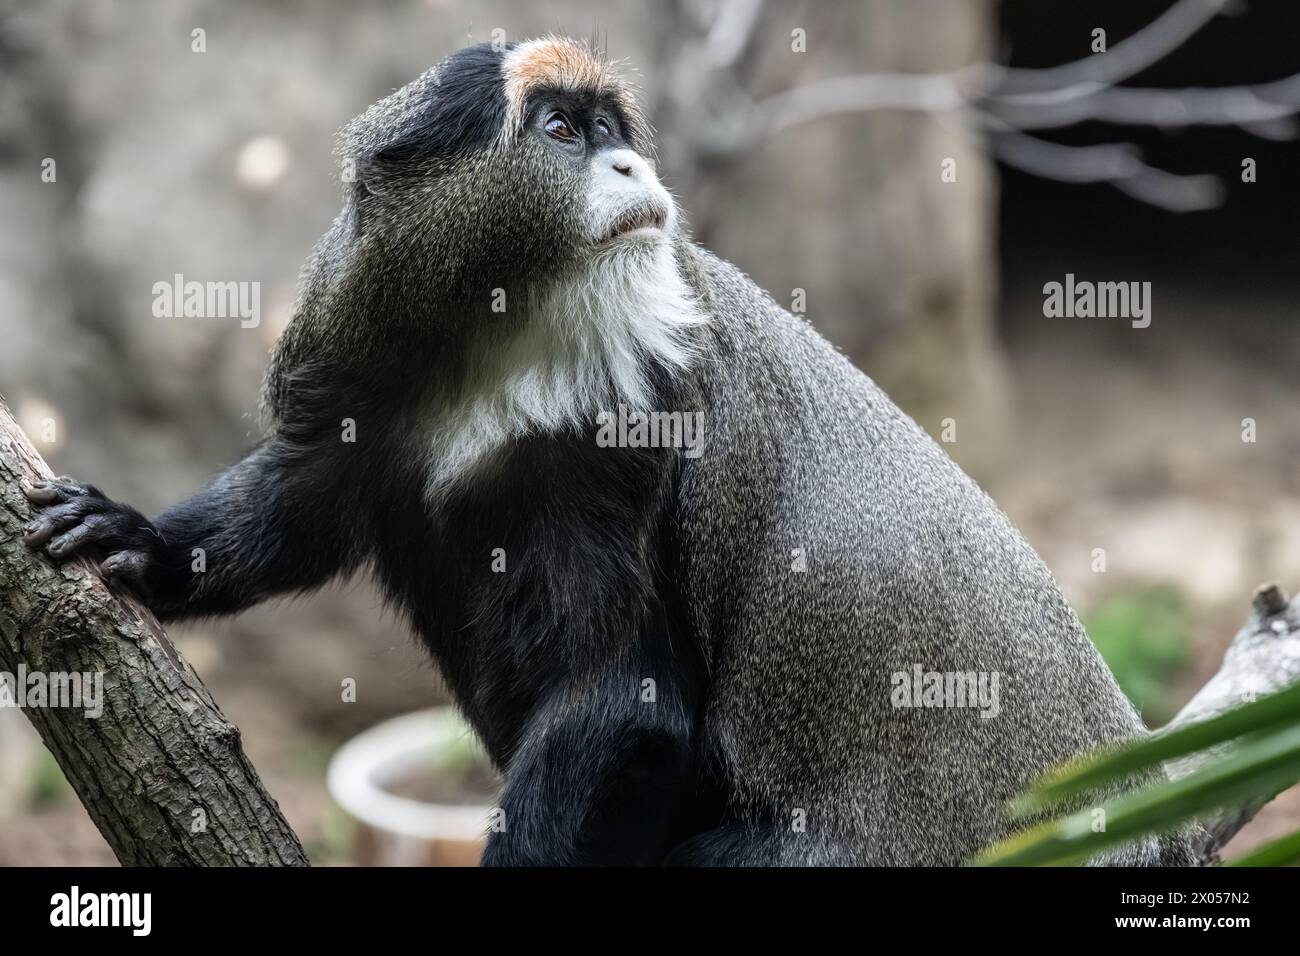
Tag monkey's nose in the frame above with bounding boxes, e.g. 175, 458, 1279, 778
602, 148, 651, 182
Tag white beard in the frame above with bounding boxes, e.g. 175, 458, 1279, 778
422, 241, 706, 500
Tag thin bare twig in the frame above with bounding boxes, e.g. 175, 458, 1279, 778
703, 0, 765, 70
985, 73, 1300, 131
985, 0, 1234, 97
688, 0, 1290, 211
991, 131, 1225, 211
757, 72, 967, 133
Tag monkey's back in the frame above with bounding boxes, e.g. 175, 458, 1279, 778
675, 245, 1191, 865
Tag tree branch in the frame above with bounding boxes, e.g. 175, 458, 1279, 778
687, 0, 1293, 210
1164, 582, 1300, 860
0, 400, 308, 866
989, 130, 1226, 211
987, 0, 1234, 95
984, 73, 1300, 131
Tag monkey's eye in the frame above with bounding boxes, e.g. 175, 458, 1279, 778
594, 117, 612, 137
544, 111, 578, 143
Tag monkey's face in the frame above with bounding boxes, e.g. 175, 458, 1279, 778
491, 37, 676, 282
345, 38, 674, 302
526, 97, 675, 256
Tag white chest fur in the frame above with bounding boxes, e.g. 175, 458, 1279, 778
421, 243, 705, 499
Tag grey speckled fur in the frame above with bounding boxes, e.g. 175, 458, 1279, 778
674, 245, 1201, 865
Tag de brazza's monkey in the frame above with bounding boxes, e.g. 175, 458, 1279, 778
23, 37, 1198, 866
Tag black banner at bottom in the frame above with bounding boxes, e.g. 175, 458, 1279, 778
0, 864, 1283, 941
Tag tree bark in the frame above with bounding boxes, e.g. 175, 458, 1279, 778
0, 400, 308, 866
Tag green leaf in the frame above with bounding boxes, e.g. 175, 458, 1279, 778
979, 720, 1300, 866
1013, 680, 1300, 819
1228, 828, 1300, 867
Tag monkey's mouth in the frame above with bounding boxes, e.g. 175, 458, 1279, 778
599, 205, 668, 244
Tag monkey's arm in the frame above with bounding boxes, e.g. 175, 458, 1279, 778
481, 664, 697, 867
23, 439, 361, 621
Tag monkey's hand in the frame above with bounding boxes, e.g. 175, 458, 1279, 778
22, 477, 164, 600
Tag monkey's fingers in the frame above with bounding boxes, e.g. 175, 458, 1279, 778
24, 499, 98, 548
100, 549, 154, 593
45, 514, 117, 559
24, 494, 142, 561
22, 477, 99, 506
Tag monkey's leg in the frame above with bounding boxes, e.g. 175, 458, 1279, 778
663, 824, 777, 865
481, 668, 696, 866
665, 823, 856, 866
23, 438, 362, 621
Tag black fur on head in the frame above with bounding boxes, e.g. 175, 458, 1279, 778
340, 38, 656, 299
265, 37, 667, 423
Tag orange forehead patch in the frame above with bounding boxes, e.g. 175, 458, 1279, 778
500, 36, 643, 144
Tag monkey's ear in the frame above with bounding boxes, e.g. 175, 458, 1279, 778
369, 138, 428, 169
350, 155, 390, 199
349, 145, 420, 199
351, 129, 453, 198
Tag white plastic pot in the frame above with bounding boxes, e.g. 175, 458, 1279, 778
327, 707, 497, 866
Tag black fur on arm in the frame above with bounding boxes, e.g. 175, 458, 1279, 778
480, 655, 698, 867
397, 426, 714, 866
148, 438, 364, 619
23, 364, 372, 621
